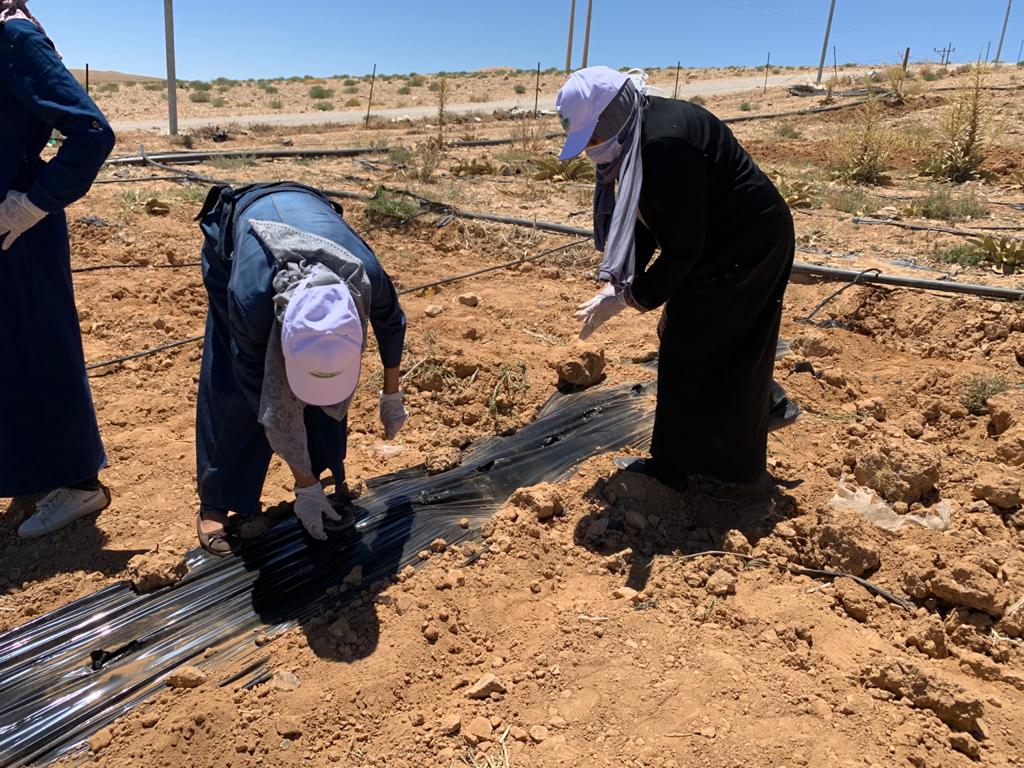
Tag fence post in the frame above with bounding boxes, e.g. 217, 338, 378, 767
365, 63, 376, 129
534, 62, 541, 117
763, 52, 771, 95
85, 63, 90, 95
673, 60, 681, 99
902, 47, 911, 72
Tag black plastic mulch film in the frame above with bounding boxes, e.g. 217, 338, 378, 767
0, 379, 667, 766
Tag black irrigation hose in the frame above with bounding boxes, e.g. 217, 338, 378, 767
73, 261, 201, 274
853, 215, 1024, 242
792, 260, 1024, 301
800, 268, 882, 323
86, 334, 204, 373
105, 96, 870, 171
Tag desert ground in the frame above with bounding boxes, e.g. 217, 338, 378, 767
3, 62, 1024, 768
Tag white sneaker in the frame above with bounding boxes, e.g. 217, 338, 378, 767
18, 486, 110, 539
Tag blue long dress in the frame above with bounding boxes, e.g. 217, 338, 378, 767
0, 19, 116, 496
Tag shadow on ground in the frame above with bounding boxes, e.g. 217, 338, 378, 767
573, 468, 802, 593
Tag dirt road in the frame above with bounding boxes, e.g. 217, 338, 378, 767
109, 70, 837, 132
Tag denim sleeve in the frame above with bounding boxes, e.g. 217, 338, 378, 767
1, 21, 115, 212
227, 243, 276, 414
365, 258, 406, 369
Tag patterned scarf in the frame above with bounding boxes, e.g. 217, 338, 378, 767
0, 1, 44, 31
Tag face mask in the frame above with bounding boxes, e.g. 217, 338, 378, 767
585, 134, 624, 166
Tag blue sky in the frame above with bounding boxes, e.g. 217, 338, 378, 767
35, 1, 1023, 80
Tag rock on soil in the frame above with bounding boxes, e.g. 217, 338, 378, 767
927, 560, 1010, 618
126, 549, 188, 593
809, 519, 881, 577
705, 569, 737, 596
972, 463, 1023, 509
987, 390, 1024, 435
89, 727, 113, 752
863, 659, 985, 734
904, 615, 949, 659
994, 424, 1024, 467
791, 328, 841, 358
424, 304, 444, 317
166, 666, 207, 689
508, 483, 563, 521
463, 715, 493, 746
553, 347, 606, 388
425, 447, 462, 474
834, 579, 873, 622
466, 673, 506, 699
457, 292, 479, 307
845, 435, 940, 504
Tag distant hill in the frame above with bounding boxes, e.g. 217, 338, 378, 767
68, 68, 162, 85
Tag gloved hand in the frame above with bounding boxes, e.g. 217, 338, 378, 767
379, 390, 409, 439
575, 283, 627, 340
0, 191, 47, 251
294, 483, 341, 540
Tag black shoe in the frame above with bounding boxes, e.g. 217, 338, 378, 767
614, 457, 688, 493
769, 381, 800, 432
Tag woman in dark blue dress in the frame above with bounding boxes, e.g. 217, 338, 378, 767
0, 2, 116, 538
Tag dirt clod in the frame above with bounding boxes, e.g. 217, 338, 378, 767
166, 665, 207, 689
846, 436, 940, 504
463, 715, 493, 746
126, 549, 187, 593
508, 483, 563, 521
863, 659, 985, 734
834, 579, 873, 622
928, 560, 1010, 618
89, 727, 113, 752
705, 569, 737, 596
553, 347, 606, 388
972, 463, 1023, 509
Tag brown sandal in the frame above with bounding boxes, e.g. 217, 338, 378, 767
196, 511, 237, 557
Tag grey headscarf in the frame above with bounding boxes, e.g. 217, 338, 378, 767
247, 219, 371, 475
586, 76, 648, 287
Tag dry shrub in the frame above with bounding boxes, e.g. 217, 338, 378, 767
830, 98, 898, 185
919, 66, 989, 183
884, 65, 918, 106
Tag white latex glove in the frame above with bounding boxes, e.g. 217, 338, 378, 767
575, 283, 627, 340
294, 483, 341, 540
380, 390, 409, 439
0, 192, 47, 251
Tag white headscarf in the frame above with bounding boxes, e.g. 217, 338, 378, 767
0, 0, 45, 31
584, 70, 649, 287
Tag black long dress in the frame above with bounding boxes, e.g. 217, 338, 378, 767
628, 96, 794, 483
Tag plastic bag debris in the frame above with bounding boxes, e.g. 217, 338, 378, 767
829, 476, 951, 531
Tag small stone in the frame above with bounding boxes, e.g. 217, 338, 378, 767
462, 327, 480, 341
612, 586, 639, 601
721, 529, 751, 555
422, 624, 440, 644
835, 579, 873, 622
463, 716, 493, 746
458, 293, 480, 307
705, 569, 737, 596
530, 581, 542, 594
343, 565, 363, 586
271, 670, 301, 691
467, 673, 506, 699
166, 665, 207, 689
440, 713, 462, 736
529, 725, 550, 743
424, 304, 444, 317
459, 518, 470, 529
141, 713, 159, 728
409, 711, 426, 727
510, 725, 530, 742
89, 727, 113, 752
430, 538, 448, 553
276, 717, 302, 739
949, 732, 981, 760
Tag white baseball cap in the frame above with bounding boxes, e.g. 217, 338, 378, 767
282, 282, 363, 406
556, 66, 630, 160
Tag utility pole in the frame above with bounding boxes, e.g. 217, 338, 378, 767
934, 43, 954, 68
163, 0, 178, 136
581, 0, 593, 69
565, 0, 577, 73
816, 0, 838, 85
995, 0, 1013, 63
